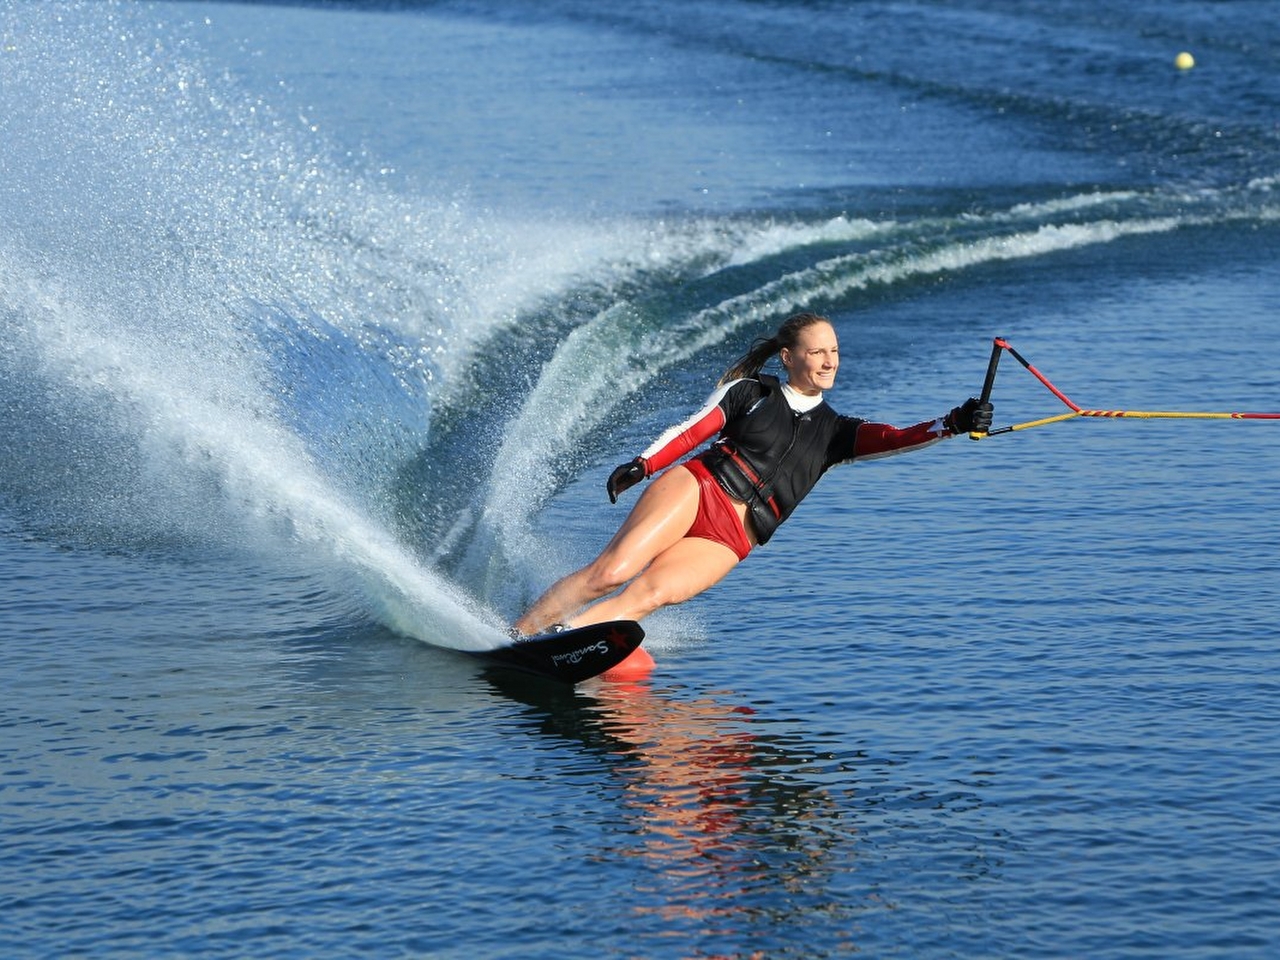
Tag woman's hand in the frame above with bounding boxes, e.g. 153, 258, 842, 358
606, 458, 648, 503
944, 398, 994, 435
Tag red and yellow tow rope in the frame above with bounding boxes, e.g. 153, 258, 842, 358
968, 337, 1280, 440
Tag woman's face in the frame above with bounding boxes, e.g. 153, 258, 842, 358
780, 321, 839, 395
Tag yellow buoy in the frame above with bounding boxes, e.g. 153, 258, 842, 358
1175, 51, 1195, 71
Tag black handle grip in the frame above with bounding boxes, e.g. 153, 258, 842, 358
970, 338, 1004, 439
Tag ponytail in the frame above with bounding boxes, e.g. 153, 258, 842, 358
718, 335, 779, 385
717, 312, 831, 386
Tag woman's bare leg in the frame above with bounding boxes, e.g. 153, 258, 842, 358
568, 535, 741, 627
512, 466, 702, 635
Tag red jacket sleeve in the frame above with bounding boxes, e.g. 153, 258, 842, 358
638, 382, 736, 474
853, 416, 951, 460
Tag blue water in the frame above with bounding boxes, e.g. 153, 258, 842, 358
3, 1, 1279, 956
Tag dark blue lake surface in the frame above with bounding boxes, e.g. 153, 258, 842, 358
3, 1, 1279, 956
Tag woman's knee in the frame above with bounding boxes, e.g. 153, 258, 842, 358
580, 554, 637, 598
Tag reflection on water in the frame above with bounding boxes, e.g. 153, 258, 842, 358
486, 672, 874, 956
597, 683, 848, 933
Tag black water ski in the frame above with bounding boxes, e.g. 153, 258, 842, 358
472, 620, 644, 684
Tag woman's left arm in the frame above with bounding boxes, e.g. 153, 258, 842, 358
853, 398, 992, 460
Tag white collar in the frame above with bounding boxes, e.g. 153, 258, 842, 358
781, 381, 824, 413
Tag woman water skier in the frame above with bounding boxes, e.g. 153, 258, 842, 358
511, 312, 992, 639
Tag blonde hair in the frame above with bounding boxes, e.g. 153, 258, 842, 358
718, 312, 832, 385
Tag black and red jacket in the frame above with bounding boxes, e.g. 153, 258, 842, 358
638, 374, 953, 544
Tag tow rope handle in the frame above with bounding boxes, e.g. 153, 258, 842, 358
969, 337, 1005, 441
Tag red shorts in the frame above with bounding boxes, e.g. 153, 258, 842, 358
681, 459, 753, 561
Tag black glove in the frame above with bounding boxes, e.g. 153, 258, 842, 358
944, 397, 994, 435
606, 457, 647, 504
